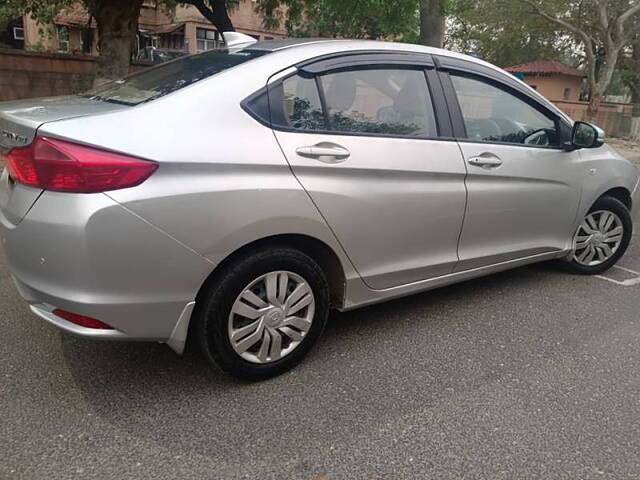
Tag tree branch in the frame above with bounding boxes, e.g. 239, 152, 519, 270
613, 0, 640, 47
593, 0, 609, 35
181, 0, 235, 32
520, 0, 597, 85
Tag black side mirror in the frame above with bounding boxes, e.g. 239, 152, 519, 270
570, 121, 605, 149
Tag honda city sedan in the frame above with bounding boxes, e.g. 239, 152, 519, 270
1, 34, 638, 379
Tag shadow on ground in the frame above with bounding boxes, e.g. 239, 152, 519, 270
58, 261, 563, 463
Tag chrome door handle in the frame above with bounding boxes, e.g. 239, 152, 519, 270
296, 143, 350, 163
467, 155, 503, 168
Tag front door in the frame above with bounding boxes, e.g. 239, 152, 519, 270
270, 63, 468, 289
445, 72, 583, 271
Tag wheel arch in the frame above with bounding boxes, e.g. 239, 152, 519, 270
195, 233, 347, 310
600, 186, 632, 210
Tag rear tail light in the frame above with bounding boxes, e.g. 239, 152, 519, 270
6, 137, 157, 193
53, 309, 115, 330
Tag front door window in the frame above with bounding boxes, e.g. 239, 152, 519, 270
451, 74, 560, 147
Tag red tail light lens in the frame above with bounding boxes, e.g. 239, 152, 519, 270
53, 309, 115, 330
6, 137, 157, 193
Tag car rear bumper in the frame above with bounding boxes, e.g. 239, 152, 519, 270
0, 188, 212, 351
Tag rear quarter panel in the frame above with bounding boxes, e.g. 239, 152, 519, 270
36, 61, 360, 289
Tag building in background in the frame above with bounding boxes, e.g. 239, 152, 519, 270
505, 60, 584, 102
1, 0, 285, 58
505, 59, 634, 138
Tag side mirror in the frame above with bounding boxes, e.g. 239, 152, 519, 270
570, 121, 605, 149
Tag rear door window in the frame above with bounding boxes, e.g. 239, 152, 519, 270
319, 68, 437, 137
270, 68, 439, 138
281, 75, 327, 131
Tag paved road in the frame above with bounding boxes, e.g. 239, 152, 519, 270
2, 238, 640, 480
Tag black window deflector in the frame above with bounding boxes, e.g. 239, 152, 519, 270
298, 52, 434, 75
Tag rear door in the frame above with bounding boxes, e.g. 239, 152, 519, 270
268, 54, 468, 289
437, 59, 583, 271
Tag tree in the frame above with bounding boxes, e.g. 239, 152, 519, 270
447, 0, 579, 67
519, 0, 640, 120
0, 0, 145, 83
621, 31, 640, 139
419, 0, 445, 47
90, 0, 144, 84
256, 0, 421, 39
165, 0, 238, 32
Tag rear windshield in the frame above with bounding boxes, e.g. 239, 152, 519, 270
83, 48, 269, 106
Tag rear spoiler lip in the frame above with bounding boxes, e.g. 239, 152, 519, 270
0, 96, 127, 151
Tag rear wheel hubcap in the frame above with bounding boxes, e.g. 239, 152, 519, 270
228, 271, 315, 364
573, 210, 623, 267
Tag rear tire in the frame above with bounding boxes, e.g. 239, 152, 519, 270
565, 195, 632, 275
193, 246, 329, 380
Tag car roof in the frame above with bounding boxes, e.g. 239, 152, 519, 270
250, 38, 337, 51
250, 38, 492, 72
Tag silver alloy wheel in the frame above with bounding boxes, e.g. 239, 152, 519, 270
573, 210, 624, 267
228, 271, 315, 364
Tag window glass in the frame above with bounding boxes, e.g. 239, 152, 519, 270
196, 28, 220, 52
57, 26, 69, 53
280, 75, 326, 130
319, 69, 437, 137
83, 48, 268, 106
451, 75, 559, 147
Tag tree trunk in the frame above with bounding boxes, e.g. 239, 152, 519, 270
92, 0, 144, 86
419, 0, 445, 48
189, 0, 235, 33
631, 38, 640, 142
630, 90, 640, 142
585, 51, 619, 122
586, 91, 603, 123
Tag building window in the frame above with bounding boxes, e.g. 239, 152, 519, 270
57, 26, 70, 53
12, 26, 24, 40
563, 88, 571, 100
196, 28, 220, 52
160, 33, 183, 50
80, 29, 93, 55
529, 85, 537, 90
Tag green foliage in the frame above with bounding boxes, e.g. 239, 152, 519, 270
24, 40, 44, 51
447, 0, 580, 67
0, 0, 73, 23
256, 0, 420, 40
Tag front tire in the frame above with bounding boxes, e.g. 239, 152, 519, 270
194, 246, 329, 380
566, 195, 632, 275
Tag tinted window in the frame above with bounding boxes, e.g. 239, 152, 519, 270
84, 49, 269, 106
319, 69, 437, 137
280, 75, 326, 130
451, 75, 559, 147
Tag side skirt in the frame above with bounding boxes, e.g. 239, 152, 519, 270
341, 250, 569, 311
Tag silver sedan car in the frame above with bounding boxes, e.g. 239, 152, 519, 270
1, 36, 638, 379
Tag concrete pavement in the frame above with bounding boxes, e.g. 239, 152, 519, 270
2, 240, 640, 479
